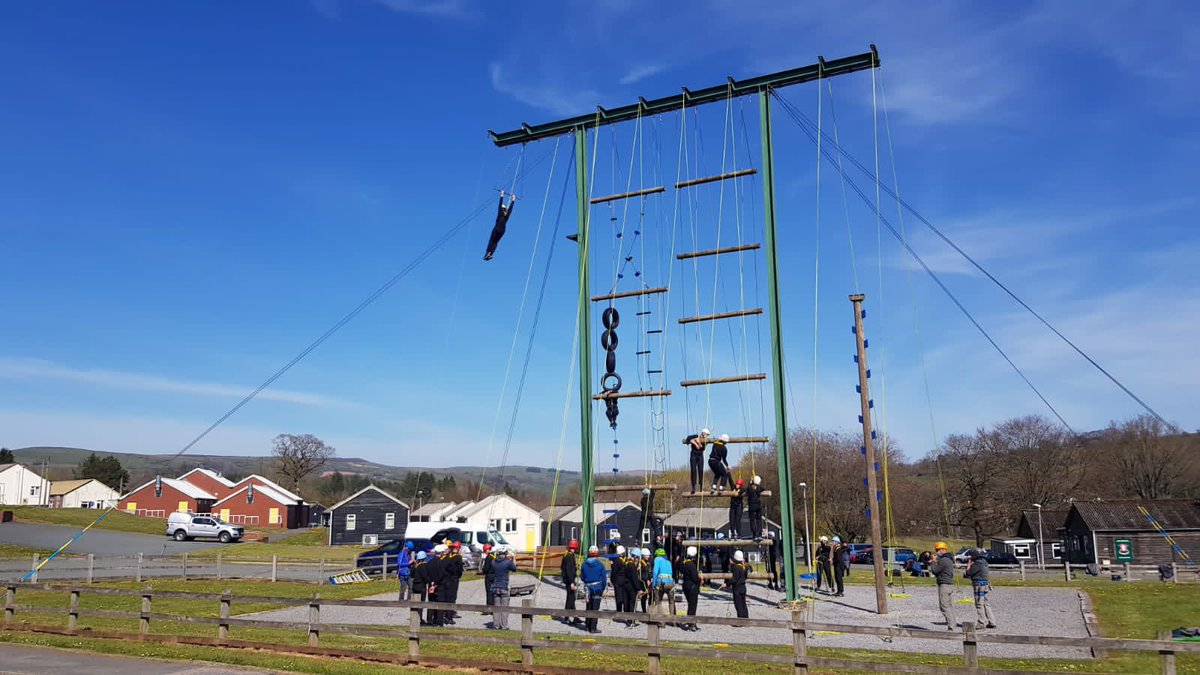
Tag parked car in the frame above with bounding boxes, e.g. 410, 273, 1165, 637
954, 546, 975, 564
165, 512, 243, 543
846, 543, 873, 563
984, 550, 1018, 565
356, 537, 434, 576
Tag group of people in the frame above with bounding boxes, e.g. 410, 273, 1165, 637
931, 541, 997, 630
684, 428, 736, 493
813, 535, 851, 597
558, 538, 754, 633
397, 540, 468, 627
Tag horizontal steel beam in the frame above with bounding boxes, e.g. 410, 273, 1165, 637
490, 47, 879, 147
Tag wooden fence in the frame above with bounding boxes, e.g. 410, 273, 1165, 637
2, 583, 1196, 675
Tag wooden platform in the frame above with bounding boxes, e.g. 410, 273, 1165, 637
674, 168, 758, 189
682, 539, 776, 547
594, 483, 678, 493
679, 490, 773, 498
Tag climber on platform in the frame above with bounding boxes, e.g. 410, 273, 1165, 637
708, 434, 732, 493
728, 479, 746, 538
483, 189, 517, 261
682, 428, 710, 492
747, 475, 765, 540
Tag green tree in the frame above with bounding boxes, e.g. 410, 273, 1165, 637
0, 447, 14, 464
76, 453, 130, 491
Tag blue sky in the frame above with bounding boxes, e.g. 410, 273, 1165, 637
2, 1, 1197, 472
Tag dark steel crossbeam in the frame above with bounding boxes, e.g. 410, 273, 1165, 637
489, 47, 879, 147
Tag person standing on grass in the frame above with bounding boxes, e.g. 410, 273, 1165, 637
425, 544, 449, 626
931, 541, 957, 630
444, 541, 464, 624
964, 549, 997, 629
651, 547, 676, 617
580, 545, 608, 634
488, 546, 519, 630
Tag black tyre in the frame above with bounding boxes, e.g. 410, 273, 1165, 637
602, 307, 620, 329
173, 530, 188, 542
601, 329, 618, 351
605, 350, 617, 373
601, 372, 623, 392
219, 531, 232, 543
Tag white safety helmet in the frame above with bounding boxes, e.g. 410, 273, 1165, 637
588, 545, 599, 555
718, 433, 730, 443
700, 428, 711, 436
753, 475, 762, 485
819, 535, 829, 542
434, 544, 448, 553
643, 487, 651, 495
642, 549, 651, 558
733, 550, 745, 562
616, 545, 626, 556
686, 546, 697, 557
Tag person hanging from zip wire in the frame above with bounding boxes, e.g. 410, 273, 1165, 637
483, 189, 518, 261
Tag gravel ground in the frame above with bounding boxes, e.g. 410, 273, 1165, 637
243, 577, 1092, 660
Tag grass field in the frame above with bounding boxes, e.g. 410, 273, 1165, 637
186, 528, 366, 563
0, 578, 1195, 674
0, 544, 63, 558
5, 506, 164, 536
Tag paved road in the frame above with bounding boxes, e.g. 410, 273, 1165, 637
0, 643, 268, 674
0, 522, 223, 557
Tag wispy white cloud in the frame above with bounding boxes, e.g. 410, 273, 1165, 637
0, 358, 355, 409
370, 0, 476, 19
619, 64, 667, 86
489, 63, 603, 117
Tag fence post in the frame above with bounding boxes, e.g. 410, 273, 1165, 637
520, 599, 534, 668
139, 590, 152, 636
272, 555, 278, 583
1171, 563, 1178, 584
136, 553, 143, 583
319, 558, 326, 584
68, 588, 80, 632
182, 551, 188, 580
308, 595, 320, 647
1064, 562, 1071, 581
1019, 560, 1026, 582
408, 603, 421, 662
1159, 630, 1177, 675
217, 552, 223, 580
30, 554, 39, 583
86, 554, 95, 584
962, 621, 978, 669
643, 614, 661, 675
791, 609, 808, 674
218, 592, 231, 642
5, 585, 15, 624
1124, 562, 1131, 582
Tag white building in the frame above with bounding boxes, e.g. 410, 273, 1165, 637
0, 464, 50, 506
49, 479, 120, 508
410, 501, 459, 522
448, 494, 543, 552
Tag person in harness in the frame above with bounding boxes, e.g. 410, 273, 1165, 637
708, 434, 732, 493
683, 428, 710, 492
483, 189, 517, 261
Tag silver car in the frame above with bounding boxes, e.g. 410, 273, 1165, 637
165, 512, 244, 543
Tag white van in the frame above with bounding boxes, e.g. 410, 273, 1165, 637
403, 523, 509, 555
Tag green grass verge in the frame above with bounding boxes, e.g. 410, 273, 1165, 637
6, 507, 165, 536
0, 544, 64, 558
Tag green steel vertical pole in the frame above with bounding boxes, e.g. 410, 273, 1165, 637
575, 127, 595, 553
759, 90, 798, 601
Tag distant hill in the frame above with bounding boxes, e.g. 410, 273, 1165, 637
10, 446, 581, 494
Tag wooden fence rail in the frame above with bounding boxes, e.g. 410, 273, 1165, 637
3, 583, 1197, 675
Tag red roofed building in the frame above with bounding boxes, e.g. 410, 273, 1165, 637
117, 477, 216, 518
177, 468, 236, 501
213, 483, 302, 528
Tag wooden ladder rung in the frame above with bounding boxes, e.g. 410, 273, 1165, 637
696, 572, 776, 580
676, 243, 761, 260
674, 168, 758, 189
591, 287, 668, 302
679, 491, 773, 498
678, 308, 763, 325
681, 538, 775, 546
594, 483, 678, 493
592, 389, 672, 400
727, 436, 770, 444
589, 185, 666, 205
680, 373, 766, 387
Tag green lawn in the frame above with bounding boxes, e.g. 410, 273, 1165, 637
186, 528, 364, 563
0, 544, 63, 558
6, 506, 165, 536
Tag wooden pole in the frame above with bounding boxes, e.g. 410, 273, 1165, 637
962, 622, 978, 668
181, 551, 188, 580
647, 617, 662, 675
272, 555, 278, 582
850, 293, 887, 615
30, 554, 39, 583
136, 552, 143, 583
791, 609, 808, 675
520, 599, 535, 667
139, 591, 151, 636
217, 552, 223, 580
3, 585, 12, 624
68, 589, 80, 632
219, 592, 231, 641
1159, 629, 1177, 675
86, 554, 94, 584
308, 595, 320, 647
408, 604, 421, 661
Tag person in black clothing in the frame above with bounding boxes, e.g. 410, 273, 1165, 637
483, 190, 517, 261
682, 429, 710, 492
747, 475, 765, 540
425, 545, 449, 626
766, 533, 781, 591
639, 488, 657, 540
726, 550, 751, 619
677, 545, 702, 631
637, 549, 652, 614
728, 479, 746, 538
411, 551, 430, 625
708, 434, 732, 492
480, 540, 494, 610
610, 546, 632, 625
560, 539, 584, 627
815, 536, 833, 592
444, 542, 465, 623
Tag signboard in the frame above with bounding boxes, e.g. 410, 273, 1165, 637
1114, 538, 1134, 562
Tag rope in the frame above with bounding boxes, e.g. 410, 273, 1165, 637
772, 91, 1075, 433
810, 76, 823, 612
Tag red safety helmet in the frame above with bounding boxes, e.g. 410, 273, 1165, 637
483, 543, 493, 552
735, 479, 745, 488
452, 541, 462, 549
567, 539, 580, 551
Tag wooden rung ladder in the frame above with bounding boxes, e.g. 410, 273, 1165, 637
674, 168, 758, 189
594, 483, 678, 493
592, 389, 672, 400
589, 186, 666, 205
676, 243, 761, 260
591, 287, 668, 302
680, 373, 766, 387
678, 308, 763, 324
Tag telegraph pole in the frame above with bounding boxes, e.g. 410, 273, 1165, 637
850, 293, 887, 614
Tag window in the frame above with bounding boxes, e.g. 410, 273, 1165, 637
505, 518, 518, 533
477, 531, 490, 545
30, 485, 40, 497
346, 514, 357, 531
489, 518, 501, 531
385, 513, 395, 530
1013, 544, 1031, 559
1050, 542, 1063, 559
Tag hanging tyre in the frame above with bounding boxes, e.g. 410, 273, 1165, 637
602, 307, 620, 329
601, 372, 623, 392
601, 329, 619, 351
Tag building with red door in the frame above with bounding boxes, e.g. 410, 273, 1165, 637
177, 468, 236, 500
117, 477, 216, 518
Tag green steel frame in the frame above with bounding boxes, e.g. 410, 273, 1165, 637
490, 47, 879, 598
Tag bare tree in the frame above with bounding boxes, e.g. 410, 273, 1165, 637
988, 415, 1083, 513
271, 434, 335, 493
1108, 415, 1194, 499
937, 431, 1007, 546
